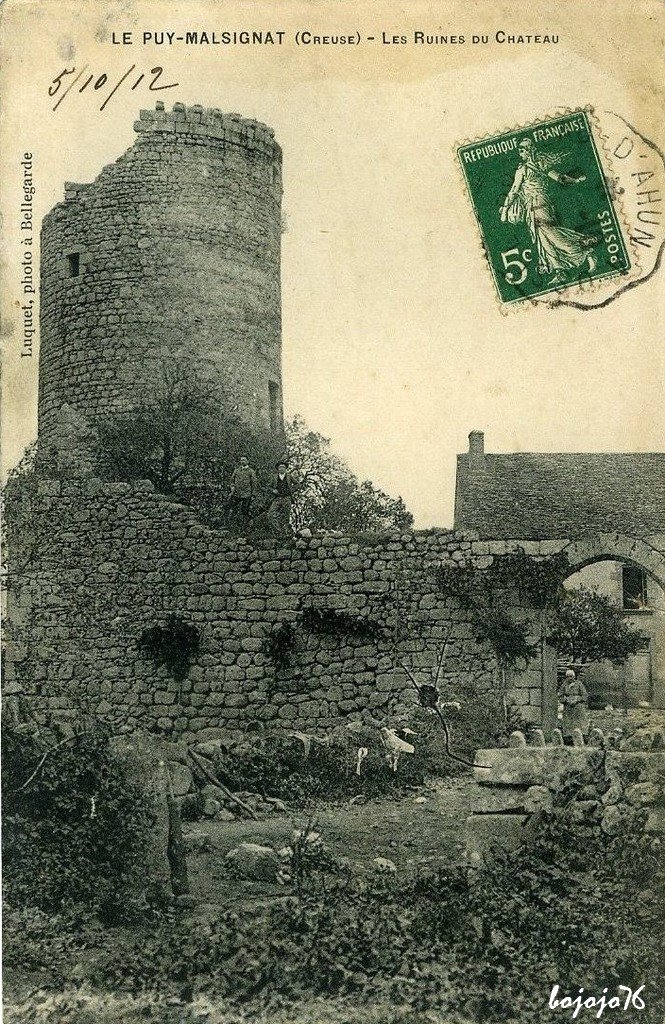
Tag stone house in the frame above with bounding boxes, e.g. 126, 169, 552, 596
454, 431, 665, 708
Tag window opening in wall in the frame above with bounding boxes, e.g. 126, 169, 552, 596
622, 565, 648, 610
67, 253, 80, 277
268, 381, 279, 432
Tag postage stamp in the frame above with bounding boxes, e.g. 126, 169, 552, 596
457, 110, 632, 304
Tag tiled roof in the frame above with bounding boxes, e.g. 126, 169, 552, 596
454, 451, 665, 539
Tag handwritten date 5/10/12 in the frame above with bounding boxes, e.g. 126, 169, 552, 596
49, 64, 179, 113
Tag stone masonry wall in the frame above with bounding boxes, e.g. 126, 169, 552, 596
466, 733, 665, 865
4, 481, 555, 742
39, 102, 284, 444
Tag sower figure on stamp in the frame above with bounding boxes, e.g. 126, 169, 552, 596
561, 668, 590, 743
267, 460, 295, 538
229, 456, 258, 531
500, 138, 598, 286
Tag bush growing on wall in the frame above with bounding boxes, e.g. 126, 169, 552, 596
138, 614, 200, 682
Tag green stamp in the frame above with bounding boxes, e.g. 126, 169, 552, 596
457, 110, 631, 304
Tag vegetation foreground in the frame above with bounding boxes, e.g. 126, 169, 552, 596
3, 721, 665, 1024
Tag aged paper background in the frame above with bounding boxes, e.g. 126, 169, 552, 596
1, 0, 663, 525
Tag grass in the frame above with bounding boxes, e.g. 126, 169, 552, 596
186, 778, 473, 906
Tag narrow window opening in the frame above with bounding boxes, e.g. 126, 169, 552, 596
268, 381, 279, 432
67, 253, 80, 277
622, 565, 648, 610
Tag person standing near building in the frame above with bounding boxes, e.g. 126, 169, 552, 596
229, 456, 258, 530
268, 460, 295, 538
561, 668, 590, 742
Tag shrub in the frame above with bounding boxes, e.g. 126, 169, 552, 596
210, 730, 426, 805
265, 622, 299, 671
2, 720, 163, 924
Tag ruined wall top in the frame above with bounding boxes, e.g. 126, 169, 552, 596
58, 101, 282, 205
133, 101, 280, 155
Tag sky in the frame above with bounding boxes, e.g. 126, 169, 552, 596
1, 0, 664, 526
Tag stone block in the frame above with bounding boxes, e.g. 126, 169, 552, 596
109, 734, 173, 899
474, 747, 599, 787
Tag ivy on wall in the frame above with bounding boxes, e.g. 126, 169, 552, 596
434, 549, 570, 667
265, 606, 383, 680
301, 607, 382, 642
138, 614, 200, 683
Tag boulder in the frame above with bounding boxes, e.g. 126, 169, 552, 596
201, 783, 228, 803
202, 797, 221, 817
225, 843, 280, 881
620, 728, 657, 752
601, 804, 622, 835
192, 740, 225, 760
264, 797, 288, 813
600, 781, 622, 806
372, 857, 397, 873
624, 782, 660, 807
183, 830, 212, 854
569, 800, 601, 824
645, 808, 665, 833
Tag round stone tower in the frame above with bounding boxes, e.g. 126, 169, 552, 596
38, 101, 284, 444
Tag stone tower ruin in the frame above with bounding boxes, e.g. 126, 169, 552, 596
38, 101, 284, 445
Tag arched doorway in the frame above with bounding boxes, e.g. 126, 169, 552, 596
560, 535, 665, 710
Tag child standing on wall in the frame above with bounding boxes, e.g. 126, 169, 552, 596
229, 456, 258, 531
267, 461, 295, 538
